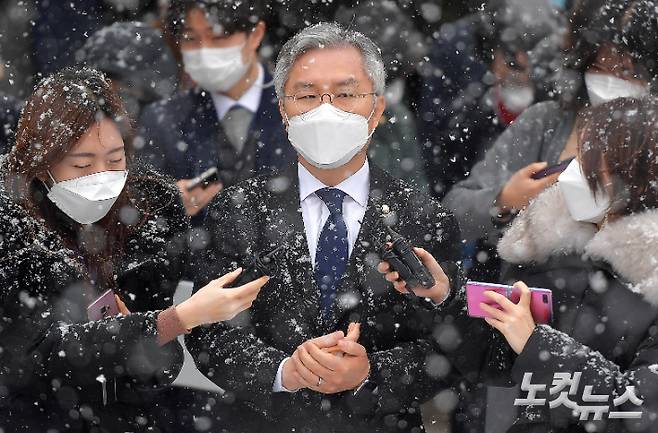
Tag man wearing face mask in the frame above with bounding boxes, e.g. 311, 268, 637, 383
137, 0, 296, 220
186, 22, 468, 432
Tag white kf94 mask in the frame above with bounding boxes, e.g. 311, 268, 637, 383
182, 44, 251, 93
286, 103, 375, 169
584, 72, 649, 107
45, 170, 128, 225
558, 159, 610, 223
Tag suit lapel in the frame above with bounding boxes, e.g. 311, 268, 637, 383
184, 90, 223, 176
262, 165, 321, 334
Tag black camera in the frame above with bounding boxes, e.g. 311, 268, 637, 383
381, 227, 435, 294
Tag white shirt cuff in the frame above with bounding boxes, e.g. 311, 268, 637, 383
273, 357, 296, 393
426, 285, 451, 308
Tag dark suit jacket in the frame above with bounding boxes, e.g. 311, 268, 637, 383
186, 162, 472, 432
136, 66, 296, 186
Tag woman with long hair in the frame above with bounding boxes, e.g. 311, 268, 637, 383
490, 96, 658, 432
0, 67, 267, 432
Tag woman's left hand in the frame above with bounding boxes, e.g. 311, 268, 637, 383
480, 281, 536, 354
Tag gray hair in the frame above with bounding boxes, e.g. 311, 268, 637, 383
273, 22, 386, 99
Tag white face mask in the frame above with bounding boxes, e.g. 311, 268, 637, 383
182, 44, 251, 93
584, 72, 649, 107
45, 170, 128, 225
498, 84, 535, 113
285, 103, 375, 169
558, 160, 610, 223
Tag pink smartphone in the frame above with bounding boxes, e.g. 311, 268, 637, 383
87, 289, 120, 321
466, 281, 553, 324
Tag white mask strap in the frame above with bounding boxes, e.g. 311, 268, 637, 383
366, 96, 378, 122
365, 96, 379, 137
42, 171, 57, 192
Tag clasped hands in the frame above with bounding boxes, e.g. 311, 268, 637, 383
282, 323, 370, 394
281, 246, 453, 393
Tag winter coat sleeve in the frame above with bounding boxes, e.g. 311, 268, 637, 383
116, 168, 191, 313
185, 186, 288, 417
509, 324, 658, 432
0, 250, 183, 402
442, 101, 563, 242
363, 204, 475, 415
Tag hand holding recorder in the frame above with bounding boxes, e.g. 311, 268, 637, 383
377, 231, 451, 305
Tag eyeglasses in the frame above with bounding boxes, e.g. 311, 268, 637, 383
283, 92, 376, 114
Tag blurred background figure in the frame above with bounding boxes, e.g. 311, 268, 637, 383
418, 0, 564, 200
137, 0, 296, 222
76, 21, 178, 121
334, 0, 430, 193
32, 0, 161, 75
419, 0, 564, 282
0, 0, 36, 99
0, 0, 34, 155
0, 74, 21, 155
444, 0, 658, 285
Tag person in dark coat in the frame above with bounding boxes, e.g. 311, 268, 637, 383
0, 67, 267, 432
186, 22, 468, 432
137, 0, 296, 221
490, 97, 658, 432
32, 0, 160, 75
417, 0, 563, 285
333, 1, 431, 194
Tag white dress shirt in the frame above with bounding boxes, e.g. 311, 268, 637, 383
210, 62, 264, 120
273, 160, 370, 392
298, 160, 370, 266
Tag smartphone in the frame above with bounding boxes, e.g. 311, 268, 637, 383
466, 281, 553, 324
531, 158, 574, 180
187, 167, 220, 191
87, 289, 120, 321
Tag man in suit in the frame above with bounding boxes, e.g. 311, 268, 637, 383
187, 22, 468, 432
137, 0, 296, 219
